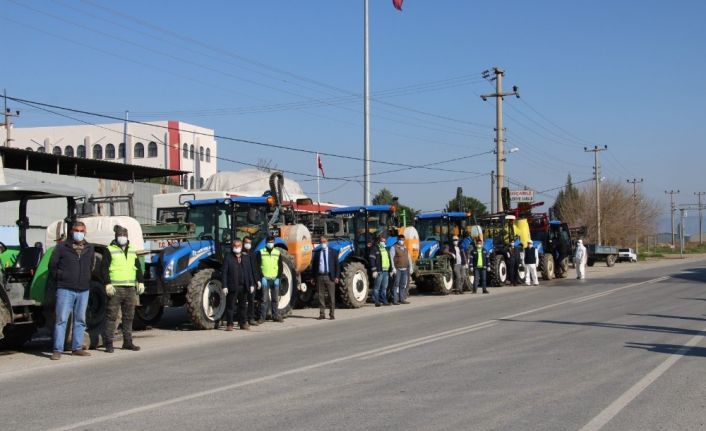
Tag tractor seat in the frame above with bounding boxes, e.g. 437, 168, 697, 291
5, 247, 43, 278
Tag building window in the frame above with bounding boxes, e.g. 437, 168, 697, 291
189, 145, 194, 159
199, 146, 204, 161
206, 148, 211, 162
148, 141, 158, 158
182, 174, 188, 189
134, 142, 144, 158
105, 144, 115, 159
189, 176, 194, 189
199, 177, 204, 188
53, 146, 62, 156
93, 144, 103, 160
25, 147, 33, 152
65, 146, 74, 157
118, 143, 125, 158
77, 145, 86, 158
37, 147, 46, 154
182, 143, 188, 159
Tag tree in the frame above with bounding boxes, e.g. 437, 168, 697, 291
446, 196, 487, 217
552, 174, 580, 221
372, 188, 416, 226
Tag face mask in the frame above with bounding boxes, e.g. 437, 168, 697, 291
266, 243, 274, 250
453, 240, 458, 245
117, 236, 128, 246
398, 240, 404, 246
233, 247, 242, 254
321, 243, 328, 249
73, 231, 85, 242
379, 240, 386, 246
244, 243, 252, 250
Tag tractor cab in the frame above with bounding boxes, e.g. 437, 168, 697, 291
0, 182, 87, 348
529, 213, 572, 279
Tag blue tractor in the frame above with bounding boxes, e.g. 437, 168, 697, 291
304, 204, 413, 308
413, 212, 474, 294
142, 194, 303, 329
477, 213, 533, 287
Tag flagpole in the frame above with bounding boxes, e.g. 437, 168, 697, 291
316, 153, 321, 211
363, 0, 371, 206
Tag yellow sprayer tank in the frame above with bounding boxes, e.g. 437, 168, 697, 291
279, 224, 313, 273
514, 218, 532, 246
399, 226, 420, 262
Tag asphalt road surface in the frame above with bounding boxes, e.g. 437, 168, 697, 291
2, 258, 706, 431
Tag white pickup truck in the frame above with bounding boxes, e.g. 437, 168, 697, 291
618, 248, 637, 262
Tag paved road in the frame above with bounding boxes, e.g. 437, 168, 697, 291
2, 258, 706, 431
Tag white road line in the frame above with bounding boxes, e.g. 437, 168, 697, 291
47, 275, 669, 431
578, 324, 706, 431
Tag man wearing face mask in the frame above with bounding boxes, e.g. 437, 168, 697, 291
241, 236, 259, 326
222, 239, 255, 331
444, 235, 468, 294
49, 221, 96, 360
389, 234, 413, 305
312, 236, 340, 320
256, 236, 283, 323
103, 225, 144, 352
470, 240, 490, 294
369, 234, 391, 306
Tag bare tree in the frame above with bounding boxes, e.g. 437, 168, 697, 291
555, 180, 660, 246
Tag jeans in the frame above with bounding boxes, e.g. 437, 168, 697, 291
372, 271, 390, 305
473, 267, 487, 290
392, 268, 409, 303
260, 277, 280, 320
53, 288, 89, 352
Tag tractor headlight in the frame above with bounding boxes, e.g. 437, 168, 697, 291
163, 259, 176, 279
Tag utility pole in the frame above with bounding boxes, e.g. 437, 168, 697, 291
490, 170, 495, 213
585, 145, 608, 244
481, 68, 519, 212
362, 0, 371, 205
627, 178, 644, 253
695, 192, 704, 245
664, 190, 679, 247
2, 89, 20, 147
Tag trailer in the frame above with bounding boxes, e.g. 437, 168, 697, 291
586, 244, 619, 267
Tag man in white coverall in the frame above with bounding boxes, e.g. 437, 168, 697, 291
575, 239, 587, 280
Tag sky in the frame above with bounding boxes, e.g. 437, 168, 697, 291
2, 0, 705, 231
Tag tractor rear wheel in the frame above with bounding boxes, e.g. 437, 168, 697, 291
517, 264, 527, 284
556, 257, 569, 278
185, 269, 225, 329
489, 255, 508, 287
133, 296, 164, 330
463, 270, 474, 291
541, 254, 555, 280
338, 262, 368, 308
0, 300, 36, 349
431, 270, 454, 295
86, 281, 107, 331
276, 250, 297, 317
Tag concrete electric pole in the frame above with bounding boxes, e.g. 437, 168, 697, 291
585, 145, 608, 244
481, 68, 519, 213
664, 190, 680, 247
627, 178, 644, 253
695, 192, 704, 245
490, 170, 495, 213
2, 90, 20, 147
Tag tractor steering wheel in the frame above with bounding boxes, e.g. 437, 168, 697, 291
198, 233, 214, 241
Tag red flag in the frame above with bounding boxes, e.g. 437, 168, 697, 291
392, 0, 403, 11
317, 154, 326, 178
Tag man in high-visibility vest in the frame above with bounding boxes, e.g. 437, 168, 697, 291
256, 236, 283, 323
470, 240, 490, 294
103, 225, 144, 353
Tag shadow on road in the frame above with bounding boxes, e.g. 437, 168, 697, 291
628, 313, 706, 322
499, 318, 706, 337
671, 267, 706, 283
624, 342, 706, 357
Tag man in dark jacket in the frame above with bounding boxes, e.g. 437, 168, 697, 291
222, 238, 255, 331
311, 236, 340, 320
241, 236, 259, 326
255, 236, 284, 323
469, 240, 490, 294
369, 234, 391, 306
103, 225, 144, 352
508, 242, 522, 286
49, 221, 95, 360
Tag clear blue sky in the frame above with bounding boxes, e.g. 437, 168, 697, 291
3, 0, 705, 226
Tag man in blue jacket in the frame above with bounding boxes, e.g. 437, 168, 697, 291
311, 235, 340, 320
49, 221, 95, 360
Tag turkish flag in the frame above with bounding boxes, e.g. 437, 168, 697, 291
317, 154, 326, 178
392, 0, 403, 11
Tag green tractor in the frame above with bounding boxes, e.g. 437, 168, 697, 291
0, 182, 108, 349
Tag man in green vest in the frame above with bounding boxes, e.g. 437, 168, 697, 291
103, 225, 144, 352
470, 240, 490, 294
256, 236, 283, 323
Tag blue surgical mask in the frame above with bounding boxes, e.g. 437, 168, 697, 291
321, 243, 328, 250
398, 240, 404, 246
266, 242, 274, 250
73, 231, 85, 242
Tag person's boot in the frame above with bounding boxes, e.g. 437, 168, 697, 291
105, 341, 114, 353
248, 319, 259, 326
482, 288, 489, 294
122, 338, 141, 351
239, 322, 250, 331
471, 288, 477, 294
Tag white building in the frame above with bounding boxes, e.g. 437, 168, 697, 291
3, 120, 217, 190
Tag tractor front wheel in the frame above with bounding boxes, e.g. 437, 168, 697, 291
338, 262, 369, 308
185, 269, 225, 329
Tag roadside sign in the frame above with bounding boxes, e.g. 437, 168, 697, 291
510, 190, 534, 203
